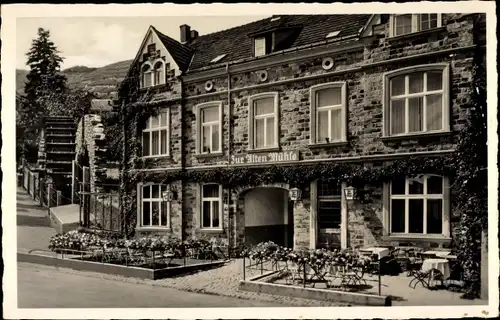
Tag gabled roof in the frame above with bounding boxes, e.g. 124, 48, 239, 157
152, 26, 193, 72
184, 14, 371, 71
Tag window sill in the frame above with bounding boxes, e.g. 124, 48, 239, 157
384, 234, 451, 243
308, 141, 348, 149
141, 155, 172, 160
194, 152, 223, 159
136, 226, 171, 232
381, 130, 452, 142
247, 146, 281, 153
388, 26, 447, 42
139, 83, 167, 91
199, 228, 224, 234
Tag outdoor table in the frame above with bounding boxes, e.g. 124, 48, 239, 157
422, 250, 452, 258
421, 258, 451, 286
359, 247, 390, 260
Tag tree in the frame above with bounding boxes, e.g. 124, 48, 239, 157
18, 28, 67, 160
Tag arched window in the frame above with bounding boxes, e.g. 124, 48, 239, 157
141, 63, 152, 88
153, 61, 165, 86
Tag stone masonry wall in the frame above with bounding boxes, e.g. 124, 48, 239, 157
124, 14, 481, 248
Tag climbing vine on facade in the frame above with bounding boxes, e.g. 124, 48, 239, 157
453, 14, 488, 299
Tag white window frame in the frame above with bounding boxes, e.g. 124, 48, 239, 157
200, 183, 223, 230
248, 92, 279, 150
141, 109, 170, 158
153, 60, 165, 86
254, 37, 266, 57
383, 63, 450, 137
389, 14, 442, 37
141, 62, 153, 89
386, 175, 450, 238
137, 183, 171, 228
309, 82, 347, 144
141, 58, 166, 88
195, 102, 223, 155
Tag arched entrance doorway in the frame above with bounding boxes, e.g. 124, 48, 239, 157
241, 187, 294, 247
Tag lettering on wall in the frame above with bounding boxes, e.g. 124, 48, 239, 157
230, 150, 299, 165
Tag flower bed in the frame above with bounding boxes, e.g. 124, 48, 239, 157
48, 229, 221, 269
243, 241, 373, 271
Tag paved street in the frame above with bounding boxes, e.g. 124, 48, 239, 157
18, 262, 282, 308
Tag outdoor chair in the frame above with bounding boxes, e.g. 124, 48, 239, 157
326, 264, 365, 290
394, 248, 410, 272
409, 269, 431, 288
405, 249, 423, 276
409, 268, 444, 289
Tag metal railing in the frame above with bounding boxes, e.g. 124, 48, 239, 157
79, 190, 121, 233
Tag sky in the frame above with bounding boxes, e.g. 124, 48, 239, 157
16, 16, 267, 70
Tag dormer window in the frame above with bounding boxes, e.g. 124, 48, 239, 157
390, 14, 442, 37
251, 26, 302, 57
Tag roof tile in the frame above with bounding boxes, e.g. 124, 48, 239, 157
183, 14, 371, 71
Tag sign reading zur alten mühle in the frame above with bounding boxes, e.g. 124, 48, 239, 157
230, 150, 299, 165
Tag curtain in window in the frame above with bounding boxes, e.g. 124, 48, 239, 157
420, 14, 438, 30
212, 202, 220, 228
212, 125, 219, 152
201, 106, 219, 153
265, 117, 275, 146
151, 131, 159, 155
202, 107, 218, 122
408, 97, 423, 132
317, 87, 341, 107
330, 108, 342, 141
390, 100, 405, 134
255, 119, 265, 147
318, 111, 329, 142
254, 37, 266, 56
154, 62, 164, 85
160, 129, 168, 154
395, 14, 412, 35
202, 126, 211, 152
255, 98, 274, 115
426, 94, 443, 130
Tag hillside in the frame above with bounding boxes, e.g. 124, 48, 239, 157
16, 59, 132, 99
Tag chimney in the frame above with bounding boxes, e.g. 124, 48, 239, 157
190, 30, 199, 40
180, 24, 191, 43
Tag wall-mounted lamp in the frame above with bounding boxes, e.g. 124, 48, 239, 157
289, 187, 302, 202
343, 186, 356, 200
162, 188, 178, 202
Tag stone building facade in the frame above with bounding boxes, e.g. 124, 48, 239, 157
120, 14, 485, 251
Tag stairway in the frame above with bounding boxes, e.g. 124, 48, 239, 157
42, 116, 77, 200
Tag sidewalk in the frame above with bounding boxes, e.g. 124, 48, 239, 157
17, 187, 56, 254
